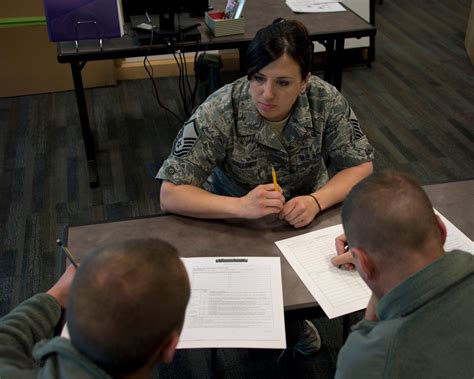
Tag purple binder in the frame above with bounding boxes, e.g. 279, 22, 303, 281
44, 0, 124, 42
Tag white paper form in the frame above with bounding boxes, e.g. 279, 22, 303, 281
434, 209, 473, 254
276, 210, 473, 319
177, 257, 286, 349
276, 224, 370, 319
286, 0, 346, 13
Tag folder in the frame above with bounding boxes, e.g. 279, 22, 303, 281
43, 0, 124, 42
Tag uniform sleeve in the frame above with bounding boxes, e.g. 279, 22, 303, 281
322, 90, 374, 171
0, 293, 61, 370
156, 87, 233, 187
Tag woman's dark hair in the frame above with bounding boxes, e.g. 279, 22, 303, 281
246, 19, 313, 80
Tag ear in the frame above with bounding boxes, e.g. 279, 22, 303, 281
351, 247, 376, 281
159, 331, 180, 364
435, 214, 447, 245
300, 72, 311, 93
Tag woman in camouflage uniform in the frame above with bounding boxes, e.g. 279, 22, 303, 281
158, 19, 374, 229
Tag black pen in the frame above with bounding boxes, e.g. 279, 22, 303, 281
56, 239, 78, 268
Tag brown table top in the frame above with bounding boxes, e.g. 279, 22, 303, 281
202, 0, 376, 43
65, 180, 473, 312
57, 0, 375, 61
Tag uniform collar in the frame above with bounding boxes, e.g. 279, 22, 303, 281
285, 94, 314, 138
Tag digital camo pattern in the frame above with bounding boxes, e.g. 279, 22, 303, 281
172, 120, 199, 157
157, 76, 374, 199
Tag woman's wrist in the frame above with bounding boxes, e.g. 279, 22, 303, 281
307, 194, 322, 213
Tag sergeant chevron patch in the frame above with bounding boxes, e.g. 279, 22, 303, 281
172, 120, 199, 157
349, 108, 365, 141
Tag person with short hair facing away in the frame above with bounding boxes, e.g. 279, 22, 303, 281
332, 172, 473, 378
0, 239, 190, 378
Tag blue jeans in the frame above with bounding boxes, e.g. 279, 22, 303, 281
204, 168, 248, 197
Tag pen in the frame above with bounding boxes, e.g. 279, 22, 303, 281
338, 243, 350, 269
271, 166, 278, 192
56, 239, 79, 268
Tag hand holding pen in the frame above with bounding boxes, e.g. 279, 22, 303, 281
56, 239, 79, 268
47, 239, 79, 307
331, 233, 355, 270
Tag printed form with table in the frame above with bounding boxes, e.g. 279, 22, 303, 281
62, 210, 472, 349
177, 210, 473, 349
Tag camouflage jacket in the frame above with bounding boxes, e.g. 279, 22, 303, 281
157, 76, 374, 198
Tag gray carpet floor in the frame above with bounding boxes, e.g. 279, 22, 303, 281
0, 0, 473, 377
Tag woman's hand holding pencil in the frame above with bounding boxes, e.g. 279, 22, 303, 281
272, 166, 279, 192
237, 167, 285, 220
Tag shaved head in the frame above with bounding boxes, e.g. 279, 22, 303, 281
66, 239, 190, 375
342, 172, 442, 264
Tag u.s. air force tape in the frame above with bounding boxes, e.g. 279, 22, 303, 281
172, 120, 200, 157
349, 108, 365, 141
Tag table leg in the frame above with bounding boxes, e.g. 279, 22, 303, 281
333, 38, 345, 91
342, 314, 350, 342
323, 38, 335, 85
369, 0, 376, 64
70, 61, 99, 188
210, 348, 218, 377
238, 45, 247, 75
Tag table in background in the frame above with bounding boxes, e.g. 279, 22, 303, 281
56, 0, 376, 187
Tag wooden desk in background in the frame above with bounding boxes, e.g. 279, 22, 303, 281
56, 0, 376, 187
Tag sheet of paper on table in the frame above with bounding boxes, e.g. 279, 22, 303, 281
275, 210, 473, 319
276, 224, 369, 319
177, 256, 286, 349
61, 257, 286, 349
434, 209, 473, 254
286, 0, 346, 13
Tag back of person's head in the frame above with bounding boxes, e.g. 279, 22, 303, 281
66, 238, 190, 376
246, 19, 313, 80
342, 171, 442, 264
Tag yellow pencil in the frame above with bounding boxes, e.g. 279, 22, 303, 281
271, 166, 278, 192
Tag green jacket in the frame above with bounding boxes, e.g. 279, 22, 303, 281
336, 250, 474, 379
0, 293, 111, 378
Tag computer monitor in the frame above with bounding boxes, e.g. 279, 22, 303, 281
122, 0, 209, 32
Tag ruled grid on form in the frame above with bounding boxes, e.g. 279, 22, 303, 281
276, 224, 371, 319
276, 210, 473, 319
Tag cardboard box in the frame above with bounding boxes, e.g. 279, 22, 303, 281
205, 11, 245, 37
0, 24, 116, 97
1, 0, 116, 97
